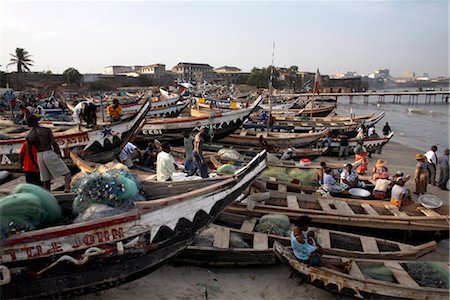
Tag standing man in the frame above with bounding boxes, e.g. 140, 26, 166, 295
424, 145, 438, 186
26, 115, 71, 192
192, 128, 208, 178
107, 99, 123, 122
438, 149, 449, 190
382, 122, 392, 136
156, 142, 176, 181
338, 129, 349, 161
72, 100, 87, 130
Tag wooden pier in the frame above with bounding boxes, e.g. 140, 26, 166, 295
283, 91, 450, 105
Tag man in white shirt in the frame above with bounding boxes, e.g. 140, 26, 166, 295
424, 145, 438, 186
72, 101, 87, 130
156, 142, 176, 181
119, 142, 141, 168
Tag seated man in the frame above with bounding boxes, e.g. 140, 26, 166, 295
280, 148, 294, 160
322, 167, 345, 193
372, 171, 392, 199
107, 99, 123, 122
340, 164, 365, 189
156, 142, 177, 181
390, 176, 413, 208
291, 216, 351, 272
119, 142, 142, 168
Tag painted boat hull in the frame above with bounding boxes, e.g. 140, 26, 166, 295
0, 151, 267, 298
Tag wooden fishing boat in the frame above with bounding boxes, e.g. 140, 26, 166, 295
193, 96, 248, 111
139, 95, 263, 142
0, 150, 267, 299
0, 100, 152, 171
173, 215, 436, 265
225, 191, 450, 234
202, 142, 328, 160
322, 132, 394, 155
219, 129, 329, 148
66, 95, 182, 118
246, 112, 385, 136
273, 242, 449, 300
270, 103, 337, 118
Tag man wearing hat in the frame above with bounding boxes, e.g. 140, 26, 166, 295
372, 159, 388, 180
415, 153, 429, 195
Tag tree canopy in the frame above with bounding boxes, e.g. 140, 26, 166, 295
63, 67, 82, 85
246, 66, 280, 89
8, 48, 34, 73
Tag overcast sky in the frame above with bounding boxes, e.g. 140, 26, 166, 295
0, 1, 448, 77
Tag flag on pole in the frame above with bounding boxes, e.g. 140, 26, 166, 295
314, 68, 323, 94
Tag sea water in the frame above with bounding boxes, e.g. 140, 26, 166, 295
332, 89, 450, 152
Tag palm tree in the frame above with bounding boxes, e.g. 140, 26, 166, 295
8, 48, 34, 73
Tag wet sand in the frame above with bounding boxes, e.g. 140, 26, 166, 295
84, 141, 449, 300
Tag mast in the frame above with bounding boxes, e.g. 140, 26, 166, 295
267, 41, 275, 132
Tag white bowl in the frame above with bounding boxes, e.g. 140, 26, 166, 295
418, 194, 443, 209
348, 188, 371, 198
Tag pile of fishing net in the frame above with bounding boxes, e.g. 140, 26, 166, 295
402, 262, 449, 289
71, 162, 145, 222
255, 214, 291, 236
216, 164, 236, 175
192, 226, 250, 249
0, 184, 61, 239
218, 148, 242, 162
261, 167, 318, 186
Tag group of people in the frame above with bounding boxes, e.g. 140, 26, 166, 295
318, 162, 365, 194
415, 145, 449, 193
118, 128, 210, 182
72, 98, 123, 129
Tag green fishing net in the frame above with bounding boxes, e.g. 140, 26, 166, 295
255, 214, 291, 236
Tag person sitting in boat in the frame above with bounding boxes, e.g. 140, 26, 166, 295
291, 216, 352, 272
390, 175, 413, 208
119, 142, 142, 168
259, 135, 273, 152
321, 167, 345, 193
156, 142, 177, 181
319, 132, 332, 148
317, 162, 327, 185
107, 99, 123, 122
372, 170, 392, 199
280, 148, 294, 160
142, 141, 158, 169
372, 159, 388, 180
340, 164, 365, 190
369, 129, 379, 138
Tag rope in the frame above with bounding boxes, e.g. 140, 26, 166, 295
36, 247, 107, 276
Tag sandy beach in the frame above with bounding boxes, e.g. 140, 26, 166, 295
83, 141, 449, 300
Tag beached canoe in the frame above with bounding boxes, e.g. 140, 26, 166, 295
202, 142, 328, 161
273, 242, 449, 300
0, 100, 152, 171
173, 214, 436, 265
321, 132, 395, 155
246, 112, 385, 136
139, 95, 263, 142
270, 104, 337, 118
225, 191, 450, 233
0, 150, 267, 299
219, 129, 329, 148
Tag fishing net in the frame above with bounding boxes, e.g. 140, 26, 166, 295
361, 266, 395, 282
230, 232, 250, 248
255, 214, 291, 236
12, 184, 62, 224
0, 184, 62, 239
71, 168, 144, 215
261, 167, 291, 182
217, 164, 236, 175
402, 262, 449, 289
218, 149, 242, 161
288, 168, 318, 186
74, 204, 127, 223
